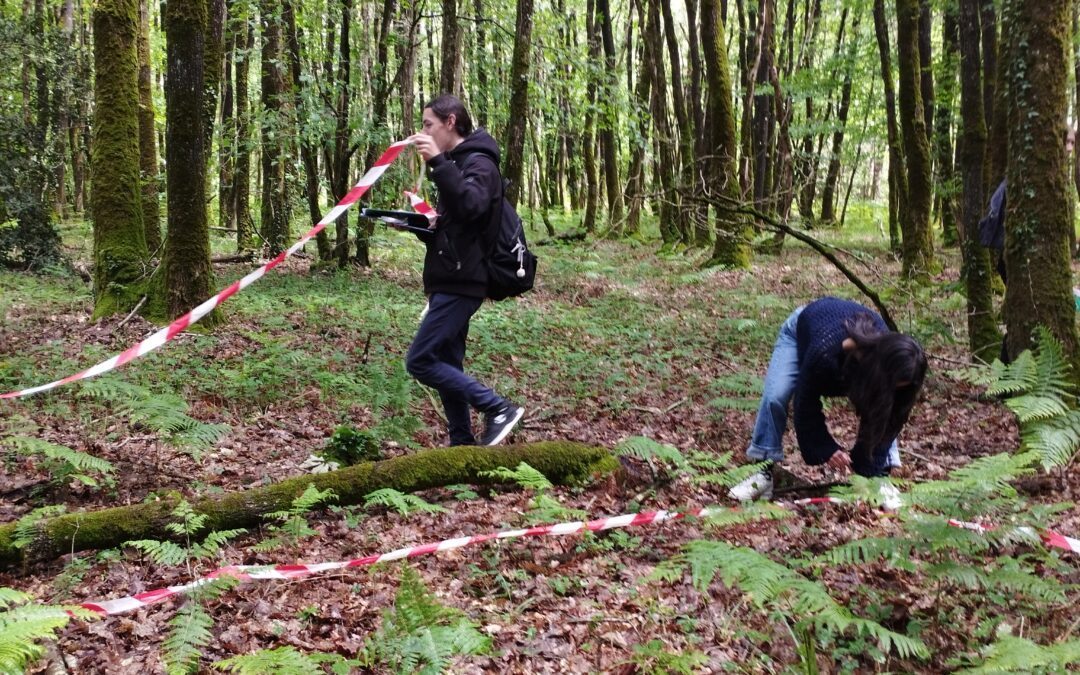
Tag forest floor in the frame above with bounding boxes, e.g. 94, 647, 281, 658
1, 212, 1077, 673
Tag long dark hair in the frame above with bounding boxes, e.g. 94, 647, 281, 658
842, 313, 928, 465
424, 94, 474, 137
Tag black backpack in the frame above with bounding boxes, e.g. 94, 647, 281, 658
484, 182, 538, 301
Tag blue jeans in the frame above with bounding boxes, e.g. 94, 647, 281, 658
406, 293, 503, 445
746, 306, 900, 469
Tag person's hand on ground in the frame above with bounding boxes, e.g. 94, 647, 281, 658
827, 448, 852, 471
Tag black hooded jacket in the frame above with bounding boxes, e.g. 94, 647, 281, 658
419, 128, 502, 298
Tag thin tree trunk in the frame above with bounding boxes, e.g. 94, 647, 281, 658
935, 4, 960, 247
137, 0, 161, 252
958, 0, 999, 362
439, 0, 460, 95
234, 20, 255, 251
596, 0, 624, 227
218, 10, 235, 233
820, 10, 860, 224
582, 0, 600, 233
503, 0, 534, 208
918, 0, 934, 147
873, 0, 905, 253
259, 0, 291, 256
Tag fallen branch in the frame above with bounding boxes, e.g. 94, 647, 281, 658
0, 441, 616, 570
211, 252, 255, 264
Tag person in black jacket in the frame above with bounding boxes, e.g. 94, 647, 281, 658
728, 297, 927, 507
404, 95, 524, 446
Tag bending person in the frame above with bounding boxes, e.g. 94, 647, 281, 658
404, 94, 524, 446
729, 297, 927, 506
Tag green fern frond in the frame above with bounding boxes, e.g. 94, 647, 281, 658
125, 539, 188, 567
78, 377, 150, 403
4, 436, 115, 486
13, 505, 66, 550
615, 436, 689, 469
985, 349, 1039, 397
693, 460, 771, 488
191, 529, 247, 560
700, 502, 791, 529
362, 488, 446, 516
1020, 409, 1080, 469
1004, 394, 1070, 424
479, 462, 554, 491
819, 537, 908, 566
265, 484, 338, 521
960, 634, 1080, 673
0, 592, 96, 674
214, 647, 324, 675
163, 601, 214, 675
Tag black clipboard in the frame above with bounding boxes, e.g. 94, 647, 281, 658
360, 208, 434, 234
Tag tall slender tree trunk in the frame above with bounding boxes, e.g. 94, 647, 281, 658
137, 0, 161, 252
702, 0, 750, 267
502, 0, 534, 208
582, 0, 600, 233
621, 0, 649, 237
660, 0, 696, 245
918, 0, 934, 147
91, 0, 150, 319
1002, 0, 1080, 372
234, 20, 255, 251
259, 0, 291, 256
958, 0, 999, 362
203, 0, 225, 156
164, 0, 217, 322
596, 0, 623, 227
328, 1, 353, 268
687, 0, 712, 246
645, 0, 677, 246
935, 4, 960, 247
439, 0, 461, 95
751, 0, 777, 212
873, 0, 905, 253
820, 10, 860, 224
896, 0, 935, 278
218, 12, 235, 232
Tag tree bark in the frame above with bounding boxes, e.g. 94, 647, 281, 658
218, 8, 235, 233
896, 0, 935, 278
582, 0, 600, 233
503, 0, 534, 208
91, 0, 150, 320
958, 0, 1000, 362
935, 4, 960, 247
0, 442, 617, 569
819, 10, 860, 224
137, 0, 161, 253
918, 0, 934, 147
873, 0, 905, 253
702, 0, 750, 267
438, 0, 461, 95
258, 0, 291, 256
596, 0, 624, 227
1002, 0, 1080, 373
163, 0, 217, 322
233, 20, 255, 251
202, 0, 225, 156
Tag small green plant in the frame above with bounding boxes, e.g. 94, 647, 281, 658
12, 505, 66, 549
480, 462, 586, 522
0, 587, 98, 673
624, 638, 709, 675
479, 461, 554, 490
123, 501, 247, 674
253, 484, 338, 552
322, 424, 384, 466
2, 436, 115, 488
363, 488, 447, 516
446, 484, 480, 501
954, 632, 1080, 673
359, 567, 492, 674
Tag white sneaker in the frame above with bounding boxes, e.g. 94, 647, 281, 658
877, 482, 904, 511
728, 467, 774, 501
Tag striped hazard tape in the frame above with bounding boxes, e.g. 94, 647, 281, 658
1, 140, 414, 400
75, 497, 1077, 618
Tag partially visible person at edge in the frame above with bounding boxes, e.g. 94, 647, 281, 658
402, 94, 524, 447
978, 179, 1011, 365
728, 297, 928, 509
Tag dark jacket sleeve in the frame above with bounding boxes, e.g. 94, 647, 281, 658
792, 370, 843, 465
427, 153, 501, 229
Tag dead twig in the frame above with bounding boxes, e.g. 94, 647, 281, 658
114, 295, 147, 331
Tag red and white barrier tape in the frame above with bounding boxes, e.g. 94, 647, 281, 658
404, 190, 437, 224
1, 141, 414, 400
75, 497, 1076, 617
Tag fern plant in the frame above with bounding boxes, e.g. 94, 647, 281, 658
363, 488, 447, 516
359, 567, 492, 674
215, 646, 357, 674
479, 461, 554, 491
125, 500, 246, 574
956, 633, 1080, 673
479, 462, 585, 522
0, 588, 97, 673
954, 327, 1080, 470
653, 540, 929, 661
253, 484, 337, 552
2, 436, 115, 488
78, 378, 230, 458
12, 505, 67, 549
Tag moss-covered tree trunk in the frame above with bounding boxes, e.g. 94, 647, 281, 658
91, 0, 149, 320
934, 5, 960, 248
896, 0, 935, 280
259, 0, 291, 256
0, 442, 617, 569
702, 0, 751, 268
1001, 0, 1080, 374
958, 0, 1000, 362
163, 0, 218, 322
581, 0, 600, 234
136, 0, 161, 254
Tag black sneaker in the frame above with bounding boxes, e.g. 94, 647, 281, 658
481, 403, 525, 446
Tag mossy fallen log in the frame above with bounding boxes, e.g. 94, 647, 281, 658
0, 441, 617, 570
